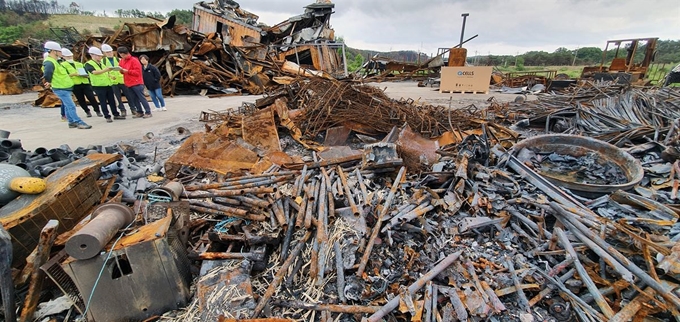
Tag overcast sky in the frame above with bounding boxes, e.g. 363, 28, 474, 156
80, 0, 680, 56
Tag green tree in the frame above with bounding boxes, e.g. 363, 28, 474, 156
167, 9, 193, 25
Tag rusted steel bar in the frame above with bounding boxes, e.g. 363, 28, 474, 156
609, 287, 658, 322
354, 168, 370, 205
305, 179, 319, 229
431, 284, 439, 322
293, 165, 308, 197
481, 281, 506, 313
219, 318, 293, 322
509, 209, 552, 239
505, 257, 530, 313
188, 251, 263, 261
213, 176, 294, 191
185, 174, 295, 191
269, 196, 287, 227
533, 266, 606, 321
580, 280, 630, 304
367, 250, 463, 322
336, 166, 359, 216
189, 205, 267, 221
554, 227, 614, 318
185, 187, 277, 198
272, 300, 380, 314
440, 286, 468, 320
424, 282, 433, 322
316, 179, 328, 285
464, 260, 491, 305
232, 195, 273, 209
284, 154, 362, 170
213, 197, 243, 208
334, 241, 346, 303
320, 167, 333, 193
19, 220, 59, 322
252, 230, 314, 318
295, 185, 310, 228
357, 166, 406, 277
280, 204, 295, 262
188, 200, 249, 217
553, 202, 680, 309
383, 202, 434, 232
310, 238, 319, 282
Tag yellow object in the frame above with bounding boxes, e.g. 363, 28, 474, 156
9, 177, 47, 194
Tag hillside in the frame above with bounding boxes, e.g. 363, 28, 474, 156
45, 14, 155, 36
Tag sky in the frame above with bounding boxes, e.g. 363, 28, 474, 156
79, 0, 680, 57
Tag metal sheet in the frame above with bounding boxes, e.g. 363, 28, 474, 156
242, 106, 282, 153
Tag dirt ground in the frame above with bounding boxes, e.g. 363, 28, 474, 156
0, 81, 522, 152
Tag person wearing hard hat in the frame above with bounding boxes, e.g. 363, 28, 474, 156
101, 44, 133, 117
60, 48, 102, 118
84, 47, 123, 123
117, 46, 152, 118
42, 41, 92, 129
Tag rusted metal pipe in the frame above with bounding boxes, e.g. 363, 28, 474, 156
19, 220, 59, 322
554, 227, 614, 318
253, 230, 313, 318
184, 187, 277, 198
148, 181, 184, 201
189, 205, 267, 222
337, 166, 359, 216
0, 225, 16, 322
367, 250, 463, 322
65, 203, 135, 260
272, 300, 380, 314
187, 200, 249, 217
357, 167, 405, 277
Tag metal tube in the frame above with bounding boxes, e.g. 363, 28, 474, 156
65, 203, 135, 260
459, 13, 469, 47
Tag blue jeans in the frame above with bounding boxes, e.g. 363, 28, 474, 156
53, 89, 85, 125
148, 87, 165, 108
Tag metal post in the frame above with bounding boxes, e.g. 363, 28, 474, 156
459, 13, 469, 47
341, 43, 348, 77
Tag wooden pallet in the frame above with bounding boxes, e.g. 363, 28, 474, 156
440, 89, 489, 94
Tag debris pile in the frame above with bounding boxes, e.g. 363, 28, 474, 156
4, 81, 680, 322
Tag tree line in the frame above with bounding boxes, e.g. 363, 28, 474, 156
470, 40, 680, 67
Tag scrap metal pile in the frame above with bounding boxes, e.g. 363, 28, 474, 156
4, 80, 680, 322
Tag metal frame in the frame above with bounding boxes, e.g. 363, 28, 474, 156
269, 42, 349, 77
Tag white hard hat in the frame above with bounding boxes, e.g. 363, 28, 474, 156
88, 47, 103, 56
61, 48, 73, 56
101, 44, 113, 52
44, 41, 61, 51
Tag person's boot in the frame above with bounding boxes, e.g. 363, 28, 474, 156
77, 123, 92, 129
86, 111, 93, 117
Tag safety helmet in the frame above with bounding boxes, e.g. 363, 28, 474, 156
44, 41, 61, 51
61, 48, 73, 57
88, 47, 103, 56
101, 44, 114, 52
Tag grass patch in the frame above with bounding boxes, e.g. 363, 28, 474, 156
44, 14, 154, 36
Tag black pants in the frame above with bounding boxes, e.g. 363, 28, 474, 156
92, 86, 120, 118
128, 84, 151, 115
73, 84, 100, 114
112, 84, 133, 114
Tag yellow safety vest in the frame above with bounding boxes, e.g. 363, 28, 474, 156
102, 56, 124, 85
44, 56, 74, 90
60, 61, 89, 85
86, 60, 112, 87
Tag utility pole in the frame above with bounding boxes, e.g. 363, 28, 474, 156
515, 51, 519, 66
572, 47, 580, 66
459, 13, 470, 47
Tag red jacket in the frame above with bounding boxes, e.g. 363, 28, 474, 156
119, 55, 144, 87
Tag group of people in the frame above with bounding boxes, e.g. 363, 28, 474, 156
41, 40, 167, 129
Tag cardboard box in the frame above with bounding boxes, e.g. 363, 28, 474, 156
440, 66, 493, 94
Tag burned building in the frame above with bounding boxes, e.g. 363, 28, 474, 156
192, 0, 347, 76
